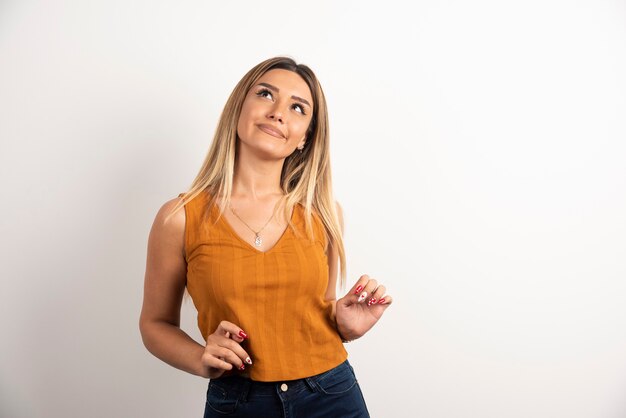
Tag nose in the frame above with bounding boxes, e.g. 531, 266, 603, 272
267, 105, 284, 123
267, 112, 283, 123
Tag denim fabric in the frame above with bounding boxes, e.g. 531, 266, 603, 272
203, 359, 370, 418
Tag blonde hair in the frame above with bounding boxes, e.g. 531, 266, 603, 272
166, 56, 347, 301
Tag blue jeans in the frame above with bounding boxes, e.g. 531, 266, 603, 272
203, 359, 370, 418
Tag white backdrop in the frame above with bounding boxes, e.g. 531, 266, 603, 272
1, 1, 625, 417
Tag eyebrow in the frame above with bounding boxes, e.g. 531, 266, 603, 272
256, 82, 311, 108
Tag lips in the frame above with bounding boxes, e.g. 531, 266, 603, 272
257, 124, 285, 139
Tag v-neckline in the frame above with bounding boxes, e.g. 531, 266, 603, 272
213, 200, 298, 254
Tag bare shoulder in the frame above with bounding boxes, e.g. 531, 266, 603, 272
149, 196, 186, 258
156, 196, 185, 228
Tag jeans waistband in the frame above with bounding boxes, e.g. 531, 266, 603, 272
211, 359, 350, 399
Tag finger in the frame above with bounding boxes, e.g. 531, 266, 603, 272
376, 294, 393, 306
349, 274, 370, 296
348, 274, 375, 304
214, 334, 254, 368
357, 278, 378, 304
224, 330, 246, 345
205, 342, 250, 371
217, 320, 249, 342
202, 348, 234, 371
367, 284, 386, 307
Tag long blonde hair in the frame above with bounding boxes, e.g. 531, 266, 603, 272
166, 56, 347, 300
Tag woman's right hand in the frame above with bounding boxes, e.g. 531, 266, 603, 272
200, 320, 252, 379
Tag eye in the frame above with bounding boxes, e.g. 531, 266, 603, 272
255, 88, 308, 116
292, 103, 307, 115
255, 88, 273, 100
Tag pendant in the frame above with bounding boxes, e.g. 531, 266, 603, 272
254, 235, 262, 247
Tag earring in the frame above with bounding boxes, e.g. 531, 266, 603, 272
298, 135, 307, 153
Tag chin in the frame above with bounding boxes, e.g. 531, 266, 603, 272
243, 141, 288, 160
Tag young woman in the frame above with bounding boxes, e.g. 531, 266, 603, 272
139, 56, 393, 417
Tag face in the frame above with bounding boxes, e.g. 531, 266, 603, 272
237, 69, 314, 160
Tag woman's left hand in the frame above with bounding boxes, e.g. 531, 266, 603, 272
335, 274, 393, 341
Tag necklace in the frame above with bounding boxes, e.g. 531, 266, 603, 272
229, 200, 281, 247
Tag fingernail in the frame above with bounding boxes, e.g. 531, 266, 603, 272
358, 291, 368, 303
239, 364, 245, 371
367, 298, 377, 306
354, 285, 363, 294
239, 330, 248, 339
378, 298, 386, 304
245, 357, 252, 365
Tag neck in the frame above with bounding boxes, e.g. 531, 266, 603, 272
232, 153, 285, 201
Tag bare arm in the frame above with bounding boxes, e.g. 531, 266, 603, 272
138, 197, 207, 378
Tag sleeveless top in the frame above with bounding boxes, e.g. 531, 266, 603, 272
179, 190, 348, 381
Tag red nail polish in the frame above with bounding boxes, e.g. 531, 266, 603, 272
378, 298, 386, 304
368, 298, 377, 306
354, 285, 363, 294
239, 330, 248, 339
239, 364, 245, 371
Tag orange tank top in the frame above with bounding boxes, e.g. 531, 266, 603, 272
180, 190, 347, 381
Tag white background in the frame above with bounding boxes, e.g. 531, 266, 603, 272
1, 1, 625, 417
